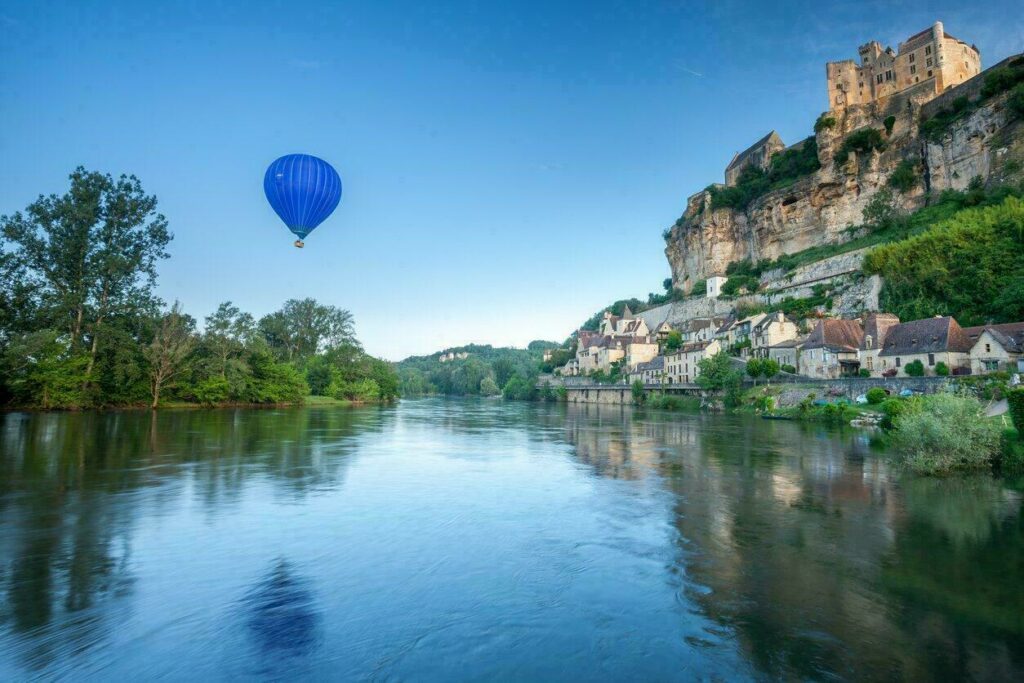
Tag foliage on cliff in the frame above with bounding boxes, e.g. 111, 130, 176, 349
833, 128, 886, 166
707, 137, 820, 212
0, 168, 398, 408
919, 56, 1024, 142
864, 194, 1024, 326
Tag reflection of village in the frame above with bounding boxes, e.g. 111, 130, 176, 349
550, 291, 1024, 385
536, 402, 1024, 678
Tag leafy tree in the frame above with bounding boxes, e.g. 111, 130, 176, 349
664, 330, 683, 352
243, 343, 308, 403
492, 357, 517, 389
631, 380, 646, 405
746, 358, 764, 385
761, 358, 780, 383
1, 329, 89, 408
1008, 389, 1024, 436
203, 301, 255, 378
480, 376, 500, 396
696, 352, 743, 405
0, 168, 171, 392
866, 388, 887, 405
502, 375, 536, 401
193, 376, 230, 406
259, 298, 356, 361
144, 303, 196, 408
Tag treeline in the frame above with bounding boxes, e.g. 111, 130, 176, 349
0, 167, 398, 409
397, 342, 557, 399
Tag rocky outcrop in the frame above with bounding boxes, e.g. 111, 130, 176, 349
665, 61, 1024, 293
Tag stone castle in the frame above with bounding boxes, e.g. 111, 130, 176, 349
826, 21, 980, 111
662, 20, 1023, 302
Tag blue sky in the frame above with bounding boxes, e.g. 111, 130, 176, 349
1, 1, 1021, 360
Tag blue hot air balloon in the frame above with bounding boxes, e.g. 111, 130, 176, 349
263, 154, 342, 248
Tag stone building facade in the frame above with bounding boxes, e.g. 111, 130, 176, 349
826, 21, 980, 111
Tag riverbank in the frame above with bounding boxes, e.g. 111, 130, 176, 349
1, 395, 400, 412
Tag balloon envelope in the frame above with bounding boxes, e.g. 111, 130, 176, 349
263, 154, 342, 239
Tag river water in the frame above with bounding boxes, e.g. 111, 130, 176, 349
1, 399, 1022, 680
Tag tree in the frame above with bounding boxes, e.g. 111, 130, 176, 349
664, 330, 683, 352
143, 303, 196, 408
480, 376, 500, 396
203, 301, 255, 379
631, 380, 646, 405
696, 352, 743, 406
1, 168, 171, 392
746, 358, 764, 385
492, 357, 516, 389
259, 298, 356, 361
761, 358, 780, 384
1, 329, 89, 408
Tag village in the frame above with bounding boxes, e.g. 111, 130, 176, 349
552, 285, 1024, 388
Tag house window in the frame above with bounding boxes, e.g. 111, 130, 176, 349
926, 57, 933, 67
926, 46, 932, 55
866, 357, 873, 370
909, 53, 915, 63
985, 343, 991, 353
885, 70, 893, 81
928, 353, 935, 366
865, 335, 873, 349
877, 74, 883, 84
896, 357, 901, 367
910, 64, 917, 75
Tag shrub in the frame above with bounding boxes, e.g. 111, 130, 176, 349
631, 380, 646, 405
193, 376, 231, 406
998, 429, 1024, 472
934, 361, 950, 376
1008, 388, 1024, 436
753, 395, 775, 412
888, 159, 918, 193
814, 114, 837, 133
1009, 83, 1024, 119
834, 128, 886, 167
866, 387, 887, 404
781, 364, 797, 374
883, 115, 896, 135
859, 368, 871, 378
480, 376, 500, 396
880, 396, 919, 429
888, 392, 1003, 474
904, 360, 925, 377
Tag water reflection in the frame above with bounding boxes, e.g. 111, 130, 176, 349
244, 560, 321, 658
1, 400, 1022, 680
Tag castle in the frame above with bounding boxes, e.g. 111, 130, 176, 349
825, 21, 980, 111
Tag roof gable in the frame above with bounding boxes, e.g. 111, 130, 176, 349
879, 317, 972, 356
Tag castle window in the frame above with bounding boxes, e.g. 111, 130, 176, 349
926, 57, 933, 67
928, 70, 933, 77
926, 45, 932, 55
885, 70, 893, 81
910, 64, 917, 74
909, 53, 915, 63
877, 74, 883, 84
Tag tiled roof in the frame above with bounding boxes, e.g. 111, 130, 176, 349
635, 356, 665, 372
802, 319, 863, 352
861, 313, 900, 350
879, 317, 972, 356
963, 322, 1024, 353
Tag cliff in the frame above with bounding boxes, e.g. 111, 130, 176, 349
665, 55, 1024, 293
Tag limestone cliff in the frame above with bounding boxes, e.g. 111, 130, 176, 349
665, 57, 1024, 294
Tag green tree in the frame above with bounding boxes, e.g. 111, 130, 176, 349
697, 352, 743, 406
143, 303, 196, 408
761, 358, 780, 384
664, 330, 683, 352
258, 298, 356, 362
631, 379, 646, 405
480, 376, 500, 396
0, 168, 171, 394
746, 358, 764, 385
1, 329, 89, 408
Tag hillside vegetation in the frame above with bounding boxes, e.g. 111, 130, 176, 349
396, 342, 559, 399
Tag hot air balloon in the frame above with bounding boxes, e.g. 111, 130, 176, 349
263, 154, 343, 248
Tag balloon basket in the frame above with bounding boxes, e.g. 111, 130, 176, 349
294, 239, 304, 249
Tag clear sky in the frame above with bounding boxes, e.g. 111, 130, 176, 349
2, 1, 1021, 360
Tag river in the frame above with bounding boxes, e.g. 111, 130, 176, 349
1, 400, 1022, 680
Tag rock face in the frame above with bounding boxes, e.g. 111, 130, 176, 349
664, 62, 1024, 293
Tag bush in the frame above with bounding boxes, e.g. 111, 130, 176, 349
709, 137, 820, 211
480, 376, 500, 396
1009, 388, 1024, 436
631, 380, 646, 405
998, 429, 1024, 472
1009, 83, 1024, 119
859, 368, 871, 378
883, 115, 896, 135
781, 364, 797, 375
814, 114, 836, 133
934, 361, 950, 376
866, 387, 887, 404
880, 396, 919, 429
904, 360, 925, 377
193, 376, 231, 406
888, 159, 918, 193
331, 378, 381, 402
753, 395, 775, 412
834, 128, 886, 167
888, 392, 1003, 474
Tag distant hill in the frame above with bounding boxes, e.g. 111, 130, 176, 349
396, 342, 559, 397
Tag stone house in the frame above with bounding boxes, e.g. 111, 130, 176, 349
858, 313, 902, 376
799, 319, 864, 379
625, 339, 660, 369
629, 356, 666, 385
963, 322, 1024, 374
877, 316, 972, 375
681, 317, 728, 344
826, 21, 980, 111
706, 275, 728, 298
725, 131, 785, 186
665, 340, 722, 385
750, 312, 799, 358
768, 338, 804, 371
